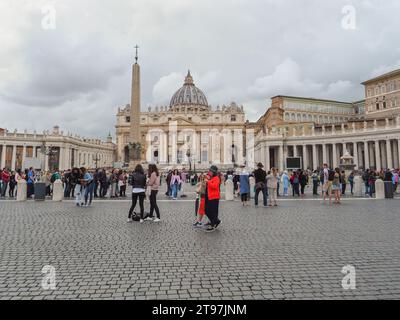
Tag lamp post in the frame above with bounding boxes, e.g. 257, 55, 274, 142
231, 144, 236, 168
93, 153, 100, 169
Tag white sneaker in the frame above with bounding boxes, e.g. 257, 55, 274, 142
140, 219, 144, 223
127, 218, 133, 223
153, 218, 161, 223
144, 217, 154, 222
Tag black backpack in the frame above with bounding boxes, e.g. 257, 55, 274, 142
328, 170, 335, 181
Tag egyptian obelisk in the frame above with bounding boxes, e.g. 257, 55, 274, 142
129, 45, 141, 168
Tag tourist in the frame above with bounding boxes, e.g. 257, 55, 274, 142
299, 170, 308, 197
170, 169, 181, 200
266, 167, 279, 207
194, 173, 207, 227
8, 171, 16, 198
165, 170, 173, 197
290, 171, 300, 197
110, 169, 118, 198
332, 168, 342, 204
239, 165, 250, 206
280, 171, 289, 197
253, 163, 267, 207
118, 170, 127, 197
146, 164, 161, 222
1, 168, 10, 198
348, 171, 355, 195
311, 170, 320, 195
341, 171, 347, 195
367, 170, 376, 198
362, 169, 370, 196
393, 170, 399, 193
45, 172, 52, 196
27, 167, 35, 199
233, 171, 240, 197
99, 169, 108, 198
82, 169, 94, 207
127, 164, 147, 223
93, 169, 99, 198
71, 167, 83, 206
322, 163, 333, 205
204, 165, 221, 232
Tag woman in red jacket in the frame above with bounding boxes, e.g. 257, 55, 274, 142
205, 165, 221, 232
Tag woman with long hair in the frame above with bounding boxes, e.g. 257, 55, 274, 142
170, 169, 181, 200
127, 164, 147, 223
146, 164, 161, 222
332, 168, 342, 204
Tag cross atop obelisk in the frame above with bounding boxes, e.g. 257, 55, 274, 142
134, 45, 139, 64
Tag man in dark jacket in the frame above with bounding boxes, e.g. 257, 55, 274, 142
253, 163, 267, 207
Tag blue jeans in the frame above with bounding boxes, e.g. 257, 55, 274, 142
172, 183, 179, 198
84, 183, 95, 205
255, 187, 267, 206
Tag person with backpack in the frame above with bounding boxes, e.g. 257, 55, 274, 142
299, 170, 308, 197
311, 170, 320, 195
362, 169, 370, 196
239, 165, 250, 206
348, 171, 355, 195
204, 165, 221, 232
127, 164, 147, 223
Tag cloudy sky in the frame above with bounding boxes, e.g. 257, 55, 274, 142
1, 0, 399, 140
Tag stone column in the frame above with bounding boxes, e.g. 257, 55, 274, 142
302, 145, 308, 169
375, 179, 385, 199
375, 141, 381, 171
386, 140, 393, 169
225, 180, 234, 201
293, 145, 298, 157
353, 142, 359, 169
265, 145, 270, 170
353, 175, 363, 197
22, 145, 27, 169
52, 179, 64, 201
332, 143, 337, 168
249, 176, 255, 199
16, 179, 27, 201
364, 141, 370, 169
279, 145, 284, 171
312, 144, 317, 170
1, 144, 6, 169
11, 145, 17, 171
322, 144, 327, 165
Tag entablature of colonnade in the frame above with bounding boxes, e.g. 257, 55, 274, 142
255, 121, 400, 147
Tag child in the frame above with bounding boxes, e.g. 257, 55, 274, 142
193, 174, 207, 228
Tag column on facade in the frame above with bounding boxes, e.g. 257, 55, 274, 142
302, 145, 308, 169
398, 139, 400, 168
278, 145, 284, 171
386, 140, 393, 169
22, 145, 27, 169
322, 144, 327, 166
342, 143, 347, 154
364, 141, 370, 169
353, 142, 359, 169
11, 145, 17, 171
293, 145, 298, 157
332, 143, 337, 168
265, 144, 271, 170
1, 144, 7, 168
375, 141, 381, 171
312, 144, 317, 170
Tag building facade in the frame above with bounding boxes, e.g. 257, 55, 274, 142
0, 126, 115, 171
253, 69, 400, 171
116, 69, 247, 169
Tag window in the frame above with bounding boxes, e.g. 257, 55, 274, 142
126, 116, 130, 123
231, 115, 236, 122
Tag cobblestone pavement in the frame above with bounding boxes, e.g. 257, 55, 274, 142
1, 195, 400, 300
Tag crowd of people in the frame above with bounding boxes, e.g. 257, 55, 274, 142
1, 163, 399, 232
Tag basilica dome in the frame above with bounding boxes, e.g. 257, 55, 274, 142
170, 71, 209, 109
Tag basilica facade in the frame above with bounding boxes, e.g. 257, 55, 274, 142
115, 70, 247, 169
